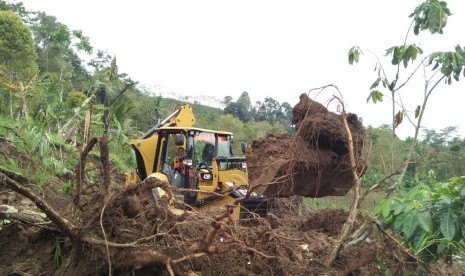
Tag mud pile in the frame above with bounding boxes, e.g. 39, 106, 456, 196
247, 94, 366, 197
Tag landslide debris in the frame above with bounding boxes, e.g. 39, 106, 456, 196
247, 93, 366, 197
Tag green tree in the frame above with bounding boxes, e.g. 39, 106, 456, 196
348, 0, 464, 191
224, 91, 253, 123
364, 125, 406, 186
348, 0, 465, 265
88, 49, 112, 72
31, 12, 92, 102
0, 10, 38, 118
93, 57, 137, 134
413, 127, 465, 181
0, 0, 27, 17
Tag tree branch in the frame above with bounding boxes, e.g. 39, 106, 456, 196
0, 172, 77, 238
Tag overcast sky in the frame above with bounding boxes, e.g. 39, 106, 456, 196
17, 0, 465, 138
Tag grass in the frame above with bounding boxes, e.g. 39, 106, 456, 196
0, 157, 24, 175
304, 190, 387, 215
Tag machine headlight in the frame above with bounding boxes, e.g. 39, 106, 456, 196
241, 162, 247, 169
201, 173, 213, 180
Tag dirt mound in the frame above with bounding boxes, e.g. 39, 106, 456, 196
247, 94, 366, 197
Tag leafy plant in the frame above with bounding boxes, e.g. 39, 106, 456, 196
53, 237, 62, 266
374, 175, 465, 262
0, 157, 23, 175
59, 180, 73, 195
32, 169, 51, 187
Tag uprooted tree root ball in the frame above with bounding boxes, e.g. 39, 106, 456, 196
247, 93, 366, 198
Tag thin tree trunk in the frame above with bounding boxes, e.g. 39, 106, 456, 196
9, 91, 13, 118
99, 135, 111, 204
82, 105, 92, 152
19, 90, 28, 119
74, 137, 98, 206
324, 112, 362, 267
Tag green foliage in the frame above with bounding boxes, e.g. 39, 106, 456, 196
348, 46, 362, 65
0, 0, 27, 16
223, 91, 253, 123
374, 176, 465, 262
365, 125, 407, 182
361, 167, 383, 187
59, 180, 73, 195
24, 126, 52, 157
410, 0, 451, 35
72, 29, 93, 54
347, 0, 465, 209
53, 237, 62, 266
65, 91, 86, 108
385, 44, 423, 68
366, 90, 383, 103
429, 45, 465, 83
223, 92, 292, 128
411, 127, 465, 181
0, 10, 38, 77
0, 157, 23, 175
32, 168, 51, 187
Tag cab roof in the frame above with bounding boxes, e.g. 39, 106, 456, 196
155, 126, 234, 136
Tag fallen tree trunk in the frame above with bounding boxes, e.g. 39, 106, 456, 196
0, 172, 77, 238
0, 204, 48, 224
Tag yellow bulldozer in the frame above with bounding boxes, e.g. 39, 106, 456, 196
125, 104, 268, 221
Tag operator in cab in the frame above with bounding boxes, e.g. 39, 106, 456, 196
172, 146, 186, 188
173, 147, 186, 173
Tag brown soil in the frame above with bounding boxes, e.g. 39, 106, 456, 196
0, 193, 424, 276
247, 94, 366, 197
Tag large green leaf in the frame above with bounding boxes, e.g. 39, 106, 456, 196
393, 200, 405, 215
462, 226, 465, 241
440, 209, 456, 239
394, 213, 405, 232
366, 90, 384, 103
370, 78, 381, 90
392, 47, 402, 65
437, 240, 450, 254
410, 0, 451, 35
414, 105, 421, 118
460, 186, 465, 197
403, 212, 419, 239
416, 211, 432, 232
380, 199, 391, 219
348, 46, 361, 65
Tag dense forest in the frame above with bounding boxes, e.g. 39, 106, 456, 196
1, 0, 465, 274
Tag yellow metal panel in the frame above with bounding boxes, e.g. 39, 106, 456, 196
130, 134, 159, 175
173, 105, 196, 127
196, 195, 240, 221
125, 171, 140, 186
218, 169, 248, 187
